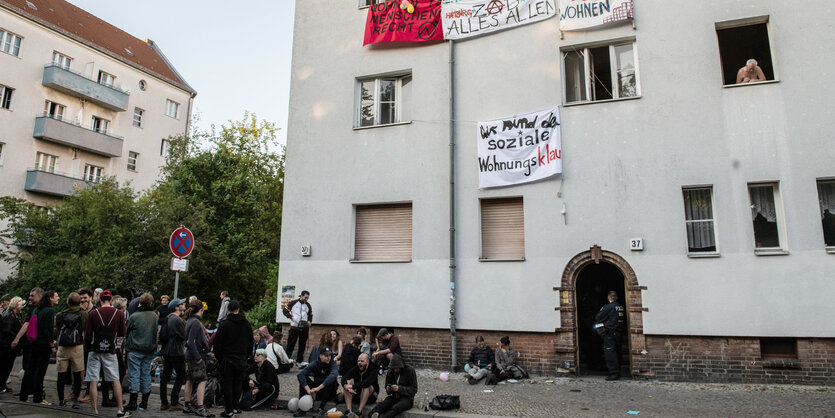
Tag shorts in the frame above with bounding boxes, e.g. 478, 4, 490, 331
85, 352, 119, 382
56, 345, 84, 373
185, 358, 207, 383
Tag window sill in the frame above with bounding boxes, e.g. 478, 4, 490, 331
563, 95, 641, 107
722, 80, 780, 89
353, 121, 412, 131
826, 247, 835, 254
479, 258, 526, 262
687, 252, 720, 258
754, 248, 789, 256
349, 259, 411, 263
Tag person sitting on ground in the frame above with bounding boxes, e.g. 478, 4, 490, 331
330, 329, 344, 365
265, 331, 294, 374
373, 328, 401, 374
736, 58, 767, 84
341, 353, 379, 418
465, 335, 494, 385
357, 327, 371, 357
494, 336, 528, 382
296, 347, 338, 417
241, 349, 279, 411
55, 292, 87, 409
307, 331, 333, 364
339, 336, 361, 378
369, 354, 417, 418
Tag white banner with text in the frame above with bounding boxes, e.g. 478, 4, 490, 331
477, 107, 562, 188
558, 0, 633, 31
442, 0, 557, 40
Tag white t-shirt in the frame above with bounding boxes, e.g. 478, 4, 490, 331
266, 342, 291, 369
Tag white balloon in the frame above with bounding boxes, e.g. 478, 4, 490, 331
440, 372, 449, 382
299, 394, 314, 411
288, 397, 299, 412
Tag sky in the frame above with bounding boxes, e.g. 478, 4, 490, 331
67, 0, 296, 145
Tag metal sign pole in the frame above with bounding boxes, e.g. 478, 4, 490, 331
174, 270, 180, 300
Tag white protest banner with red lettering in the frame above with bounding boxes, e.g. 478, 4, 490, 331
477, 107, 562, 188
364, 0, 444, 45
441, 0, 557, 41
558, 0, 633, 31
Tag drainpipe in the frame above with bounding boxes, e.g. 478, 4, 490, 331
448, 39, 458, 372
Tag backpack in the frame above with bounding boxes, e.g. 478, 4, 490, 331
92, 308, 117, 353
25, 309, 38, 342
58, 311, 83, 346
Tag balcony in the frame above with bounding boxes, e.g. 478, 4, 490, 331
41, 64, 129, 111
33, 114, 123, 157
24, 168, 89, 197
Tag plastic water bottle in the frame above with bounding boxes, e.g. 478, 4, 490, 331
423, 391, 430, 411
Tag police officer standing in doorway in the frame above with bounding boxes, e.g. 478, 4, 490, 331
595, 291, 625, 380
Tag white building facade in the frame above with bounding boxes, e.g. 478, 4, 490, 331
279, 0, 835, 383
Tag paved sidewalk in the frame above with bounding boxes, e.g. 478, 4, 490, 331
2, 360, 833, 417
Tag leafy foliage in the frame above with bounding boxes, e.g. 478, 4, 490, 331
0, 113, 284, 312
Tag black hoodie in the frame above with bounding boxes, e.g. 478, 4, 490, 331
212, 312, 253, 360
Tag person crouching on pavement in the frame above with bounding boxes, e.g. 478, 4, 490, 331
465, 335, 494, 385
295, 346, 338, 417
240, 349, 279, 411
341, 353, 379, 418
369, 354, 417, 418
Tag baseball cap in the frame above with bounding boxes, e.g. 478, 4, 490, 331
376, 328, 390, 338
99, 290, 112, 298
319, 347, 332, 357
168, 298, 187, 309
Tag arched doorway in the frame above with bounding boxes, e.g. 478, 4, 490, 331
575, 262, 626, 375
556, 245, 647, 378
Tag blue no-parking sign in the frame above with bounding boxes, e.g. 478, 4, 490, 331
169, 225, 194, 258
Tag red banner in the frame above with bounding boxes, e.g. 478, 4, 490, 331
364, 0, 443, 46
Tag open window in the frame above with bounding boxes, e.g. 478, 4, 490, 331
748, 182, 788, 254
355, 73, 412, 128
760, 338, 797, 359
817, 179, 835, 250
716, 17, 775, 85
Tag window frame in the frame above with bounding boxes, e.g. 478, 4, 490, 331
160, 138, 170, 157
479, 197, 526, 261
715, 16, 778, 87
35, 152, 57, 172
97, 70, 115, 87
91, 116, 110, 134
127, 151, 139, 172
816, 178, 835, 252
133, 107, 144, 127
354, 72, 412, 129
747, 181, 788, 255
0, 141, 5, 166
760, 337, 797, 359
44, 100, 66, 120
0, 84, 13, 110
166, 99, 180, 119
52, 51, 72, 69
351, 202, 413, 263
682, 185, 720, 257
83, 164, 103, 183
561, 39, 641, 105
0, 29, 22, 57
358, 0, 385, 9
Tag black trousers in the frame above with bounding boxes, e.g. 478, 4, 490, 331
286, 327, 309, 363
370, 395, 413, 418
0, 346, 17, 390
20, 345, 51, 403
603, 331, 621, 377
160, 355, 186, 406
298, 377, 337, 404
220, 356, 246, 413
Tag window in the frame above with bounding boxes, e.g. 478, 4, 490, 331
133, 107, 144, 127
748, 182, 787, 252
817, 180, 835, 248
44, 100, 65, 120
127, 151, 138, 171
0, 142, 5, 165
760, 338, 797, 359
0, 29, 22, 56
359, 0, 385, 8
353, 203, 412, 262
716, 18, 775, 85
160, 138, 170, 157
563, 41, 639, 103
83, 164, 103, 183
0, 84, 13, 110
480, 197, 525, 260
52, 51, 72, 69
97, 71, 115, 87
682, 187, 717, 254
166, 99, 180, 119
35, 152, 57, 172
138, 80, 147, 91
356, 73, 411, 127
91, 116, 109, 134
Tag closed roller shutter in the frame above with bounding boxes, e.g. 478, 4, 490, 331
354, 203, 412, 262
481, 197, 525, 260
